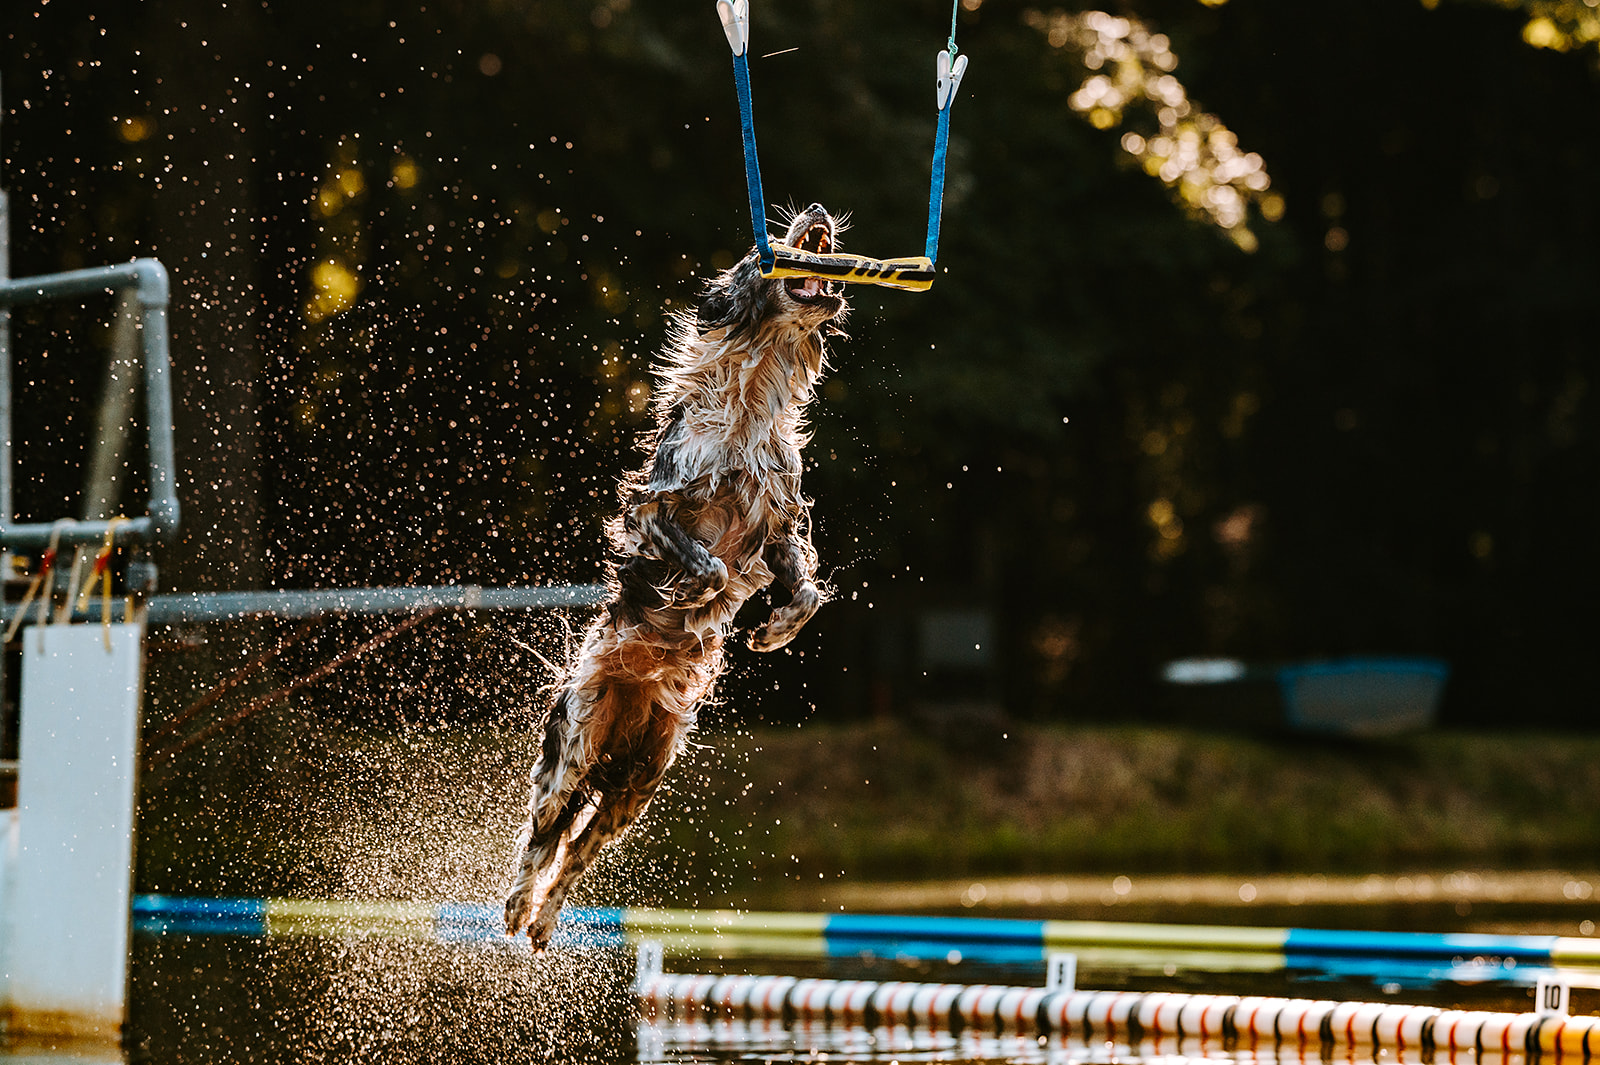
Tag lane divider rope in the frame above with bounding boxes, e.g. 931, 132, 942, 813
637, 971, 1597, 1055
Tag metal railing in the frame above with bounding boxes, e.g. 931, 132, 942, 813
0, 257, 181, 550
0, 583, 609, 626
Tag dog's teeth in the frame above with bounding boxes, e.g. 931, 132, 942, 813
799, 224, 831, 254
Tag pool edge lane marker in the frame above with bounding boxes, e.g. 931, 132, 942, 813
129, 896, 1600, 972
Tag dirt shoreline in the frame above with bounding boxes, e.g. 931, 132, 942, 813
793, 868, 1600, 911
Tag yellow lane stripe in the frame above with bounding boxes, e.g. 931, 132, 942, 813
264, 898, 434, 939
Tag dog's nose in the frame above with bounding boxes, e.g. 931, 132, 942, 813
806, 202, 826, 216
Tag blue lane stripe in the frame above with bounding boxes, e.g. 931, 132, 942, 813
436, 901, 504, 943
129, 896, 629, 945
826, 912, 1046, 947
828, 936, 1047, 967
550, 906, 627, 949
1285, 952, 1541, 990
133, 894, 266, 919
132, 894, 267, 936
1284, 927, 1560, 961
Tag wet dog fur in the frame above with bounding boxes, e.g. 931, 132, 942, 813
504, 204, 849, 948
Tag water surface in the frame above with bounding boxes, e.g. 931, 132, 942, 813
4, 924, 1562, 1065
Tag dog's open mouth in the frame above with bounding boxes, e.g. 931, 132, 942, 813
785, 275, 838, 303
784, 221, 841, 305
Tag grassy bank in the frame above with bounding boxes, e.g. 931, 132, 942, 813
681, 721, 1600, 880
136, 717, 1600, 909
635, 721, 1600, 910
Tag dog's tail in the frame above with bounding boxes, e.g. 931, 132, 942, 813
503, 618, 722, 944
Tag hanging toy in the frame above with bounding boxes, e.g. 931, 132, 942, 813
714, 0, 969, 292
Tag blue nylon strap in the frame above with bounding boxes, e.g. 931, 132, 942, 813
732, 50, 773, 271
725, 0, 959, 282
925, 100, 953, 263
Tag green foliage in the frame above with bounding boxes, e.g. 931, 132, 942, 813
1442, 0, 1600, 57
4, 0, 1599, 725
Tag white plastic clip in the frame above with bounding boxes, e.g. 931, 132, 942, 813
717, 0, 750, 57
936, 49, 969, 110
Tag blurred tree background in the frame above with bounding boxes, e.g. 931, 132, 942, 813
1, 0, 1595, 729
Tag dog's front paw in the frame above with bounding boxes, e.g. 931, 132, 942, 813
673, 556, 728, 606
748, 620, 791, 652
748, 581, 820, 652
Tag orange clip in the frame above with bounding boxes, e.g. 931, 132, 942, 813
73, 518, 126, 649
4, 522, 68, 643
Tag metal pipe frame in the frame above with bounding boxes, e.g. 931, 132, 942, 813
0, 259, 181, 550
142, 582, 608, 623
0, 582, 609, 626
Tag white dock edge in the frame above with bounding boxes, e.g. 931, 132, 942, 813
0, 622, 145, 1041
0, 807, 16, 962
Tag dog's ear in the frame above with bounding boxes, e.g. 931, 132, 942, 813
696, 251, 765, 333
697, 286, 736, 331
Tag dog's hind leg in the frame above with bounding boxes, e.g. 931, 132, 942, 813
522, 781, 661, 951
505, 686, 599, 934
749, 531, 822, 652
504, 787, 593, 935
522, 708, 683, 950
